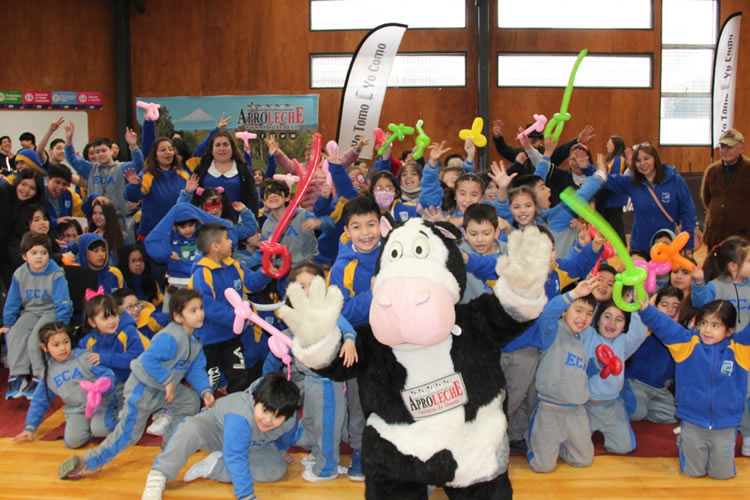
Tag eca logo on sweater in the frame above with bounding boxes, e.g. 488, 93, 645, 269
25, 289, 52, 300
721, 360, 734, 376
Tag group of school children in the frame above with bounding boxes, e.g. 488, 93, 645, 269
1, 115, 749, 500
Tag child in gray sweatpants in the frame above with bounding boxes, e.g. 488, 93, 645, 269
58, 289, 215, 479
520, 277, 599, 473
15, 322, 118, 448
142, 372, 301, 500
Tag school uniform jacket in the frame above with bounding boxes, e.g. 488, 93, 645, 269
79, 314, 150, 383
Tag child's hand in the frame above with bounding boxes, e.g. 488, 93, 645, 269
543, 135, 557, 155
124, 168, 140, 185
217, 112, 232, 130
124, 127, 138, 147
514, 151, 528, 164
264, 134, 278, 155
231, 201, 247, 212
170, 252, 180, 261
87, 352, 101, 366
571, 148, 590, 168
428, 140, 451, 164
203, 392, 215, 408
13, 430, 32, 443
572, 275, 600, 299
461, 251, 469, 264
339, 338, 359, 367
64, 121, 75, 143
421, 206, 446, 223
517, 127, 532, 150
464, 138, 476, 160
638, 300, 649, 311
281, 450, 295, 464
491, 119, 504, 138
624, 147, 634, 168
164, 381, 175, 403
577, 125, 595, 145
355, 136, 369, 153
320, 183, 332, 199
497, 216, 511, 235
488, 160, 517, 191
49, 117, 65, 132
301, 218, 322, 232
592, 231, 607, 253
0, 326, 10, 335
692, 266, 705, 284
62, 251, 76, 262
185, 174, 200, 194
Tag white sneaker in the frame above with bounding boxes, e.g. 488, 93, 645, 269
147, 415, 172, 436
184, 452, 222, 482
302, 468, 339, 482
672, 425, 681, 436
742, 437, 750, 457
300, 454, 316, 467
141, 470, 166, 500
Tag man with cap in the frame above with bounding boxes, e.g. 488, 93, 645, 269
701, 128, 749, 248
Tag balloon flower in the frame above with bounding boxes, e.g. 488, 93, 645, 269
650, 232, 696, 271
516, 114, 548, 140
560, 187, 647, 312
80, 377, 112, 419
224, 288, 293, 380
595, 344, 623, 379
136, 101, 160, 121
459, 117, 487, 148
412, 120, 431, 160
634, 260, 673, 294
235, 131, 257, 150
544, 49, 587, 141
272, 173, 300, 189
260, 133, 322, 279
373, 128, 386, 149
377, 123, 415, 156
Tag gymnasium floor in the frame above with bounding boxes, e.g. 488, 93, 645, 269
1, 408, 748, 500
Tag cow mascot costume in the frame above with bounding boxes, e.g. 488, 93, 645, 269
279, 217, 550, 499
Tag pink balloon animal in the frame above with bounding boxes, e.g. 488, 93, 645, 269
322, 140, 339, 186
224, 288, 293, 379
273, 173, 300, 189
373, 128, 386, 149
79, 377, 112, 419
136, 101, 160, 121
235, 131, 257, 150
516, 114, 548, 140
634, 260, 673, 293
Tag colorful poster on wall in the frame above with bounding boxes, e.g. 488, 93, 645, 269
134, 95, 319, 168
0, 90, 103, 109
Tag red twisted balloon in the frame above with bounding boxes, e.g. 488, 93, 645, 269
595, 344, 623, 379
260, 133, 322, 279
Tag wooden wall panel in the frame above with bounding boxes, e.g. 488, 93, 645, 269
0, 0, 117, 144
5, 0, 746, 173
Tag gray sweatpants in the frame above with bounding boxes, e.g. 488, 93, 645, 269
526, 402, 593, 473
627, 378, 677, 424
585, 398, 636, 454
83, 377, 199, 471
7, 311, 55, 377
64, 405, 117, 449
346, 378, 364, 450
300, 375, 347, 477
500, 347, 540, 441
678, 421, 737, 480
153, 410, 288, 484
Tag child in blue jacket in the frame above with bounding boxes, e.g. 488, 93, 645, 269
189, 223, 271, 393
639, 299, 750, 479
76, 233, 124, 293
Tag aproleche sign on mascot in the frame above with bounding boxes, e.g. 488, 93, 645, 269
280, 217, 551, 499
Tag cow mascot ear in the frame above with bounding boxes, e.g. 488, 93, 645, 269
380, 213, 397, 238
431, 221, 461, 241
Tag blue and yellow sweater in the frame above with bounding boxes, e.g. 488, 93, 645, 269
126, 167, 190, 237
640, 305, 750, 429
77, 233, 124, 293
327, 237, 380, 327
78, 313, 150, 383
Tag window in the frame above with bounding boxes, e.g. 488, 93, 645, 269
310, 0, 466, 30
497, 54, 652, 88
659, 0, 718, 145
310, 53, 466, 89
497, 0, 652, 29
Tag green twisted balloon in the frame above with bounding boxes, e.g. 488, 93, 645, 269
544, 49, 588, 142
377, 123, 415, 156
559, 187, 647, 312
412, 120, 431, 160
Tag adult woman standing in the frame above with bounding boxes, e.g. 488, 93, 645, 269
190, 130, 258, 216
596, 143, 697, 253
